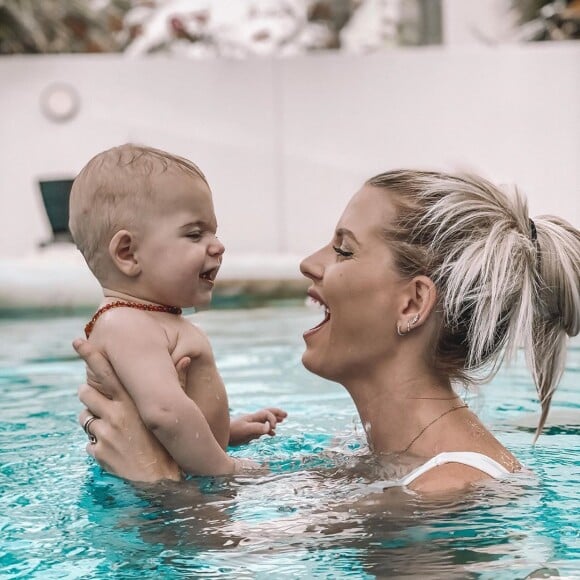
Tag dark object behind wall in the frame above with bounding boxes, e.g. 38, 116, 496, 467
38, 179, 74, 246
400, 0, 443, 46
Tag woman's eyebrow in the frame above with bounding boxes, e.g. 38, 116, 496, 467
336, 227, 359, 243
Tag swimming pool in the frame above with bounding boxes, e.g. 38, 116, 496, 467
1, 304, 579, 579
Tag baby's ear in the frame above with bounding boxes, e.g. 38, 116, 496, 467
109, 230, 141, 277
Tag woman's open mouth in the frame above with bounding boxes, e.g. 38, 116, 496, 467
304, 292, 330, 338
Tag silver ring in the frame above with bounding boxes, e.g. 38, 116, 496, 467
82, 414, 98, 444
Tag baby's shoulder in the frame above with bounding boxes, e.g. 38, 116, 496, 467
171, 318, 214, 360
89, 305, 169, 345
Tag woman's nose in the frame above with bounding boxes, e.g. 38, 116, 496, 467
300, 247, 324, 281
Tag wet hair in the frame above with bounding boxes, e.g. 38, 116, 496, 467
367, 170, 580, 440
69, 143, 207, 281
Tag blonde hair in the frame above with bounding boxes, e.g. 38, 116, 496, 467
367, 170, 580, 440
69, 144, 207, 281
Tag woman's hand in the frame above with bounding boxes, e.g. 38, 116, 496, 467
74, 338, 184, 483
229, 408, 288, 446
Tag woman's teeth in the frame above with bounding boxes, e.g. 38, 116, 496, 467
305, 296, 325, 310
305, 296, 330, 331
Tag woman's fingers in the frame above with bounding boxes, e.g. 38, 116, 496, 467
79, 404, 154, 479
176, 356, 191, 391
78, 404, 110, 444
73, 338, 125, 400
78, 383, 115, 421
78, 406, 95, 427
78, 408, 109, 466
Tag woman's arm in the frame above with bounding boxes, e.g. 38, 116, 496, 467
74, 338, 183, 483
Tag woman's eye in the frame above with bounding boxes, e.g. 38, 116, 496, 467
332, 245, 353, 258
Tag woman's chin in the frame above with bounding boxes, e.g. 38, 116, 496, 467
301, 351, 332, 381
301, 350, 317, 372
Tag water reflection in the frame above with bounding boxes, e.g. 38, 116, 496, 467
1, 308, 579, 578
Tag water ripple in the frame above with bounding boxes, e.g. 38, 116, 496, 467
1, 307, 579, 579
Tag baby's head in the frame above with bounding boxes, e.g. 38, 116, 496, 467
70, 144, 224, 307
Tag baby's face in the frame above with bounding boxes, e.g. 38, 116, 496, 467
135, 168, 225, 308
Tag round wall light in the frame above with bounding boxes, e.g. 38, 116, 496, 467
40, 83, 80, 123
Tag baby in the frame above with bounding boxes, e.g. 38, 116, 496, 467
69, 144, 286, 476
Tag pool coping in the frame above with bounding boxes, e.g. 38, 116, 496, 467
0, 245, 308, 313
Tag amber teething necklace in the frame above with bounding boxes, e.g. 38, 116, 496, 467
85, 300, 182, 338
401, 403, 468, 454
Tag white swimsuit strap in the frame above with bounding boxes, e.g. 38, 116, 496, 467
399, 451, 510, 486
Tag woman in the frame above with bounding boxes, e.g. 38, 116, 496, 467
77, 169, 580, 493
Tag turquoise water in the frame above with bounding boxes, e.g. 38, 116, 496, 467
1, 304, 579, 579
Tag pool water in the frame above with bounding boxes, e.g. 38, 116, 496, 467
1, 304, 579, 579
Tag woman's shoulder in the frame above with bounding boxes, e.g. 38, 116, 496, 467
408, 461, 495, 494
405, 451, 515, 495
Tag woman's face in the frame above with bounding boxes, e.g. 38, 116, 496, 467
300, 184, 408, 384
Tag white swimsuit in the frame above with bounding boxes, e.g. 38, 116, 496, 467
381, 451, 510, 490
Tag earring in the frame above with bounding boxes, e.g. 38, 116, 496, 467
408, 313, 420, 333
397, 314, 420, 336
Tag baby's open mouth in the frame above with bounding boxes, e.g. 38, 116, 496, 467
304, 293, 330, 336
200, 265, 220, 286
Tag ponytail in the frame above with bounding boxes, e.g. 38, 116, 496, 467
367, 170, 580, 440
528, 216, 580, 440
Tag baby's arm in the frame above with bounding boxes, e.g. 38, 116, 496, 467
91, 310, 238, 476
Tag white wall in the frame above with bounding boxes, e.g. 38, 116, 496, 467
442, 0, 516, 45
1, 43, 579, 261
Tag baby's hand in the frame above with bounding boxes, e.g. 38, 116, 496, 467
228, 408, 287, 447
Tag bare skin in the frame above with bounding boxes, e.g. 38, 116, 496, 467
76, 339, 283, 481
299, 185, 520, 493
77, 183, 521, 494
76, 163, 286, 478
76, 338, 182, 482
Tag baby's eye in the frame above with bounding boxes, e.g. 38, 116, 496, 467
332, 245, 353, 258
186, 231, 203, 241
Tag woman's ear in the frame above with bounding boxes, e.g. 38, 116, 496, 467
108, 230, 141, 277
399, 276, 437, 328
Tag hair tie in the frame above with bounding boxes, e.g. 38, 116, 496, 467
529, 218, 541, 272
529, 218, 538, 243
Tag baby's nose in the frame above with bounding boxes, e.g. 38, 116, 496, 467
210, 235, 225, 256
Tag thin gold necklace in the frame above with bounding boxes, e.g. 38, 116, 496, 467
401, 403, 468, 454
